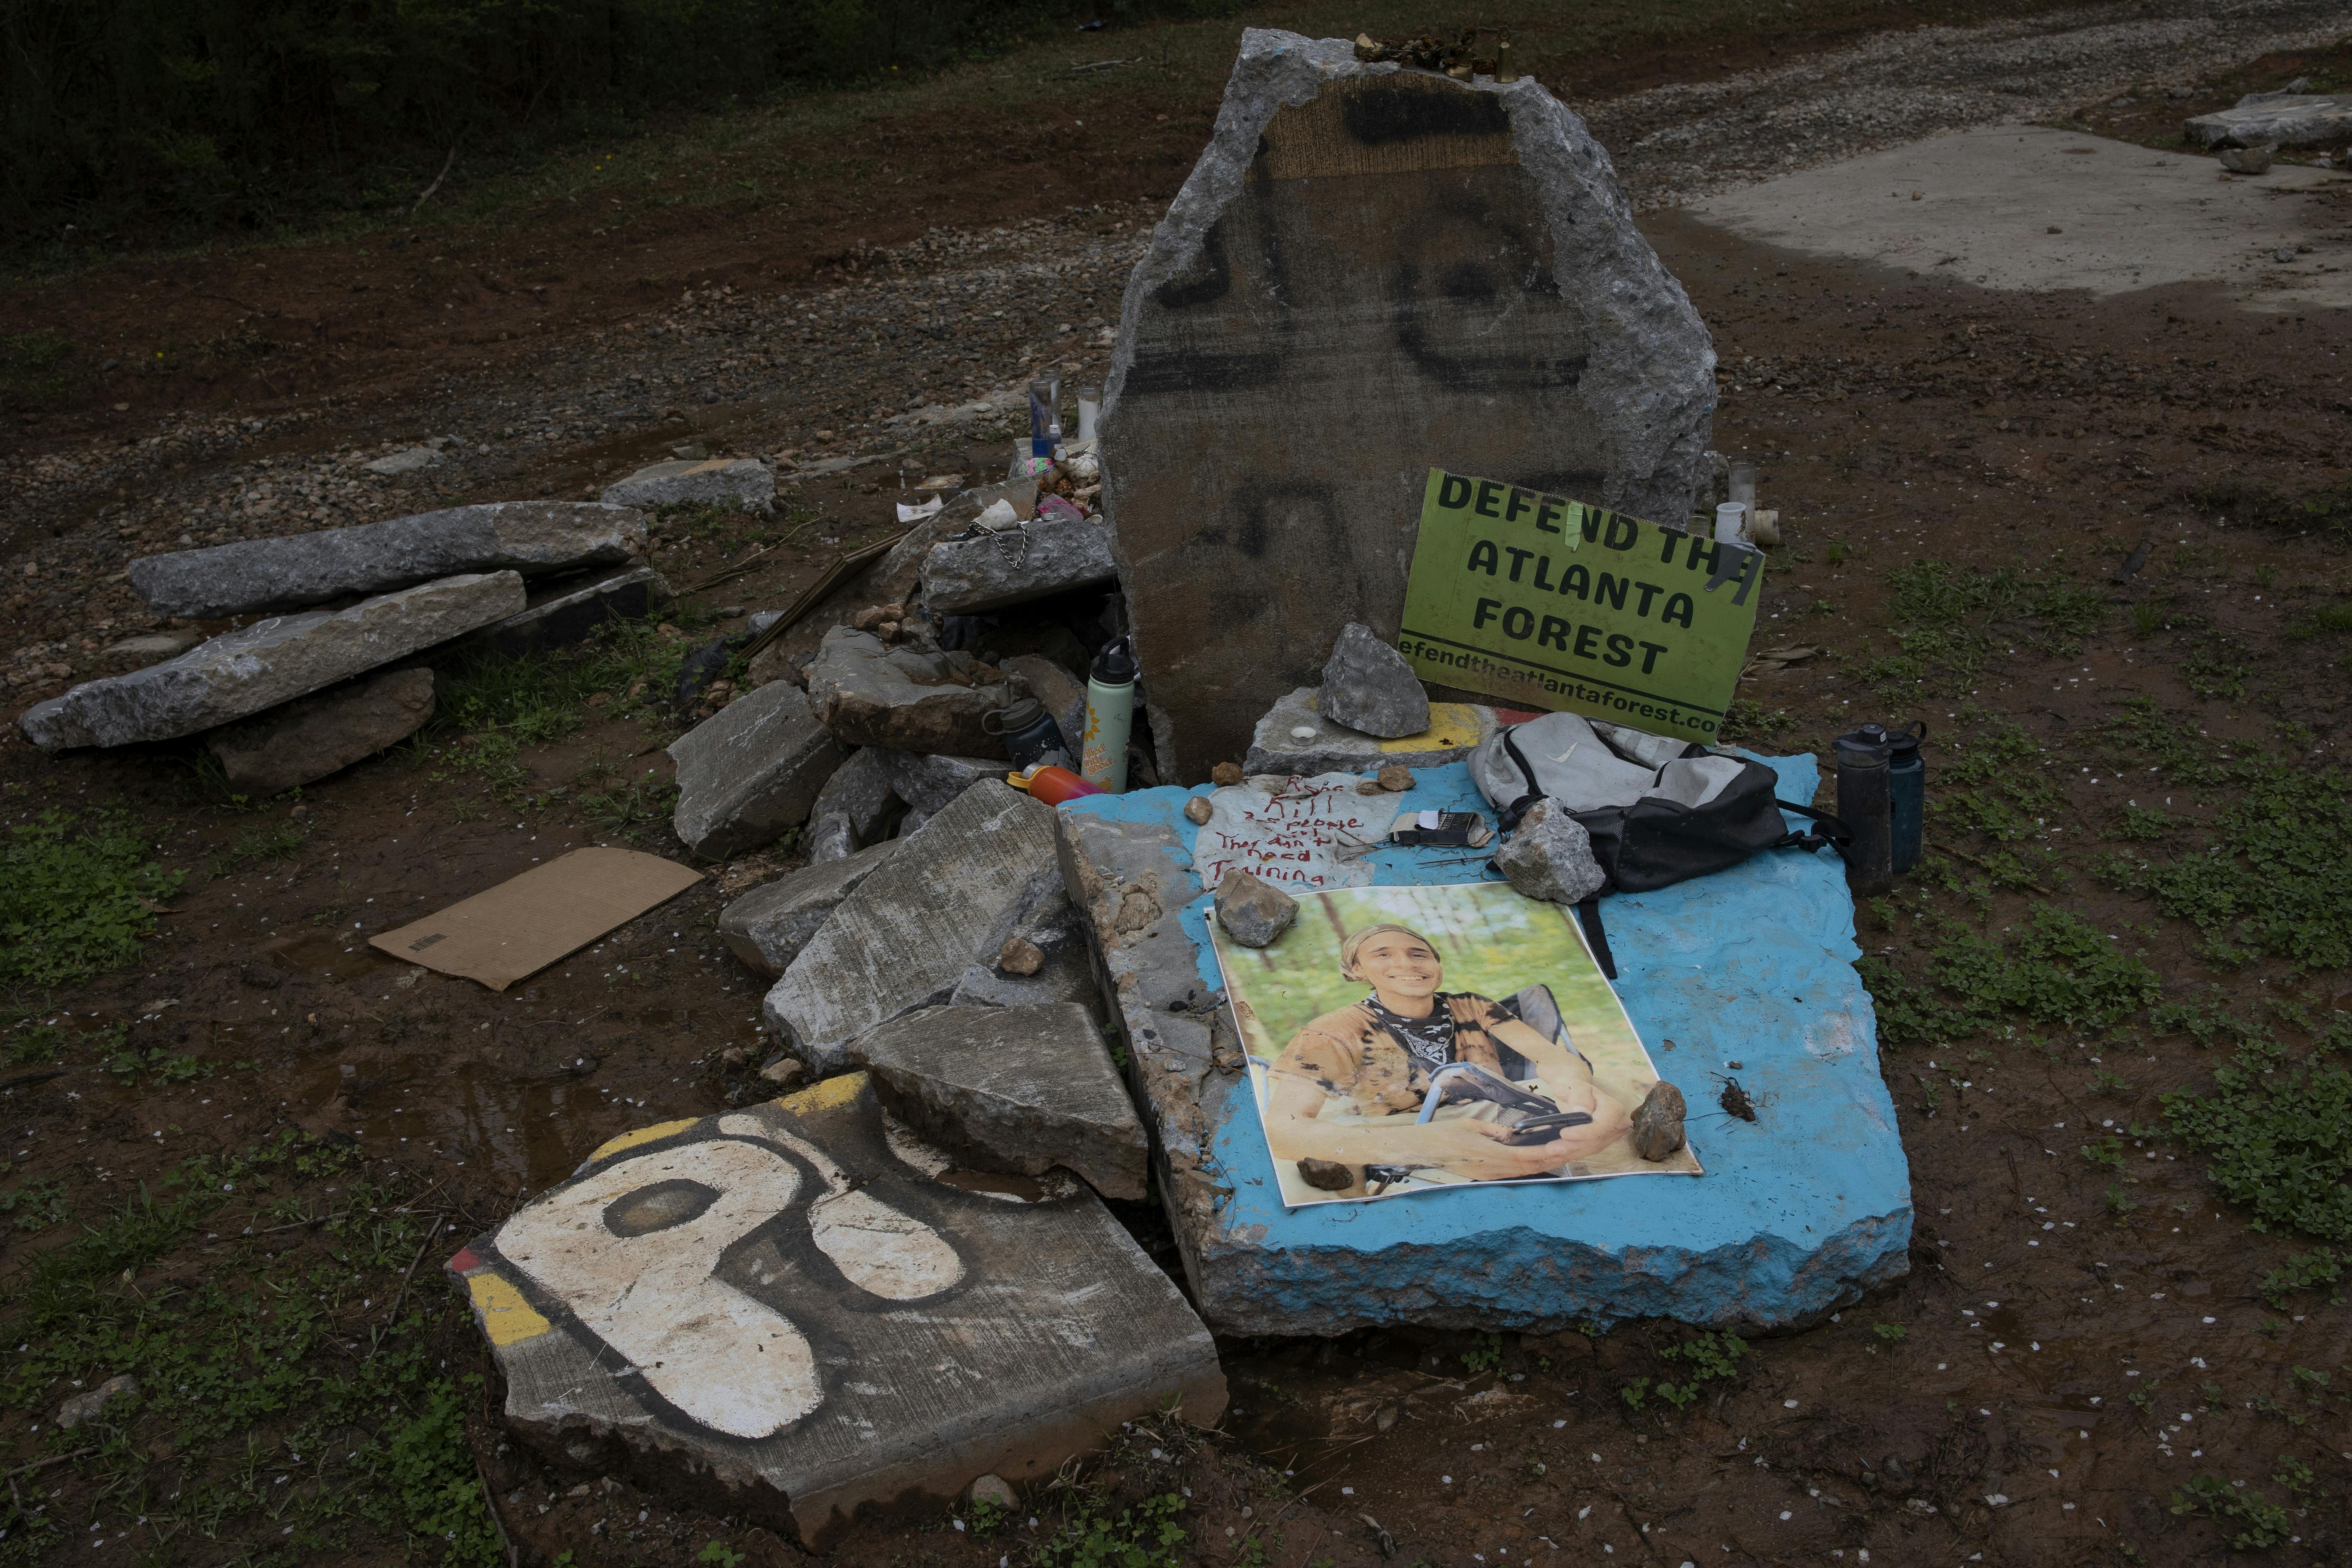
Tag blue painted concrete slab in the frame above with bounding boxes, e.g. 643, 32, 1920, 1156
1060, 754, 1912, 1333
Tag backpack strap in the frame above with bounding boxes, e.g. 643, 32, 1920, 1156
1497, 726, 1546, 832
1572, 896, 1617, 980
1772, 800, 1853, 855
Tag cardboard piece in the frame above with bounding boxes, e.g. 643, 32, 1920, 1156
371, 848, 702, 989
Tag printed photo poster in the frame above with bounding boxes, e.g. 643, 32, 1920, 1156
1209, 882, 1700, 1207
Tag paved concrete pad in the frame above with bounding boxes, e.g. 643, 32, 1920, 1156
450, 1074, 1223, 1546
1054, 754, 1910, 1335
1687, 125, 2352, 312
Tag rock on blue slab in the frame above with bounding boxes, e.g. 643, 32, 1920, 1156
1051, 754, 1910, 1335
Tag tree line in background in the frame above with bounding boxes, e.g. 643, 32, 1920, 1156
0, 0, 1225, 253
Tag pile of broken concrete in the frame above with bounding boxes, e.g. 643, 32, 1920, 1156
15, 500, 670, 793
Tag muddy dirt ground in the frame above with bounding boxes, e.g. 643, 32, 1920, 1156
3, 8, 2351, 1568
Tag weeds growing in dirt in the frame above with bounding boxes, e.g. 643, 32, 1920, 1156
2170, 1474, 2292, 1549
2257, 1247, 2345, 1309
1857, 559, 2107, 693
2185, 476, 2352, 545
2162, 1022, 2352, 1242
1035, 1491, 1187, 1568
1861, 904, 2157, 1047
0, 809, 182, 989
0, 1133, 499, 1564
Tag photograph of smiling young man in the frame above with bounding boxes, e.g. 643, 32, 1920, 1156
1212, 882, 1699, 1207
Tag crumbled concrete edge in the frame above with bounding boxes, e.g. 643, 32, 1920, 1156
1051, 809, 1247, 1297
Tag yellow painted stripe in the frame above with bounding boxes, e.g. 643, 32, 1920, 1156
588, 1118, 697, 1163
468, 1271, 551, 1346
1382, 702, 1483, 753
779, 1072, 866, 1116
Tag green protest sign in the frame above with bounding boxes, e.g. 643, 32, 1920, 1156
1396, 469, 1762, 744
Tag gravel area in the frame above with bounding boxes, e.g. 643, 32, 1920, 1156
3, 0, 2344, 702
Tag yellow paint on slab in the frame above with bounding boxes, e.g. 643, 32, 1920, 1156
588, 1118, 697, 1163
1382, 703, 1483, 753
779, 1072, 867, 1116
468, 1271, 551, 1346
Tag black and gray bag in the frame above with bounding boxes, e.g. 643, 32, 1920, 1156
1471, 712, 1848, 897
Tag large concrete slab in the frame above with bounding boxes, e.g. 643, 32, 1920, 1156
1686, 125, 2352, 312
668, 681, 844, 860
127, 502, 646, 619
1053, 753, 1910, 1335
850, 1004, 1149, 1201
449, 1074, 1224, 1547
921, 513, 1119, 614
1100, 30, 1715, 780
18, 572, 525, 750
763, 780, 1063, 1074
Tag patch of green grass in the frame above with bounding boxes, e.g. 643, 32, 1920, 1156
2286, 601, 2352, 641
1459, 1331, 1503, 1374
2170, 1474, 2292, 1550
1858, 560, 2105, 693
0, 810, 183, 990
0, 1175, 67, 1234
2179, 634, 2252, 702
0, 331, 75, 412
104, 1037, 213, 1086
2164, 1031, 2352, 1242
427, 620, 695, 807
1861, 904, 2158, 1047
1932, 710, 2061, 842
1719, 698, 1798, 746
2130, 767, 2352, 973
1037, 1491, 1187, 1568
0, 1133, 501, 1564
1653, 1331, 1746, 1409
230, 815, 311, 863
2116, 804, 2172, 841
2258, 1247, 2344, 1310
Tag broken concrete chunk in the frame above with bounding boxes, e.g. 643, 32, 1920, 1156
127, 502, 648, 619
205, 668, 435, 798
947, 890, 1106, 1022
56, 1374, 139, 1430
764, 781, 1062, 1074
1211, 868, 1298, 948
804, 812, 858, 864
1100, 29, 1715, 778
668, 682, 845, 860
362, 445, 443, 475
851, 1004, 1149, 1200
451, 1076, 1222, 1548
2217, 144, 2276, 174
453, 564, 672, 661
805, 627, 1012, 758
1243, 687, 1499, 777
1491, 798, 1608, 904
601, 456, 775, 514
1318, 623, 1430, 739
19, 572, 525, 750
888, 750, 1006, 815
2186, 91, 2352, 148
812, 747, 903, 845
719, 840, 902, 977
922, 513, 1120, 615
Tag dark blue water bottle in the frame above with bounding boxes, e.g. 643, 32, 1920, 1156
1833, 726, 1893, 899
1885, 721, 1926, 874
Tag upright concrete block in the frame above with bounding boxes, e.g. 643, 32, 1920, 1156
205, 667, 436, 796
1053, 753, 1911, 1335
18, 572, 525, 750
450, 1075, 1223, 1547
850, 1004, 1149, 1200
128, 501, 647, 619
763, 781, 1062, 1074
1099, 30, 1714, 779
668, 682, 844, 860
